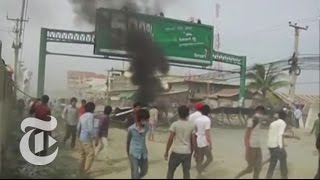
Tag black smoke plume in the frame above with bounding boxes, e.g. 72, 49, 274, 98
69, 0, 171, 106
126, 29, 169, 106
70, 0, 169, 25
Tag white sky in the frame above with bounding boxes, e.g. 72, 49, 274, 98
0, 0, 319, 96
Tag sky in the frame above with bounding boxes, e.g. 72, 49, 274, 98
0, 0, 319, 96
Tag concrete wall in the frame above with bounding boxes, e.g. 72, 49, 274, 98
111, 76, 136, 91
0, 64, 15, 173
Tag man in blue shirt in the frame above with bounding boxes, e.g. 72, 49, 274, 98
77, 102, 96, 174
126, 109, 150, 179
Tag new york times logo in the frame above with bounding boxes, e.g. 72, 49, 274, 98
19, 116, 59, 165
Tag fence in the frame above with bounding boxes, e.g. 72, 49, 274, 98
0, 63, 15, 173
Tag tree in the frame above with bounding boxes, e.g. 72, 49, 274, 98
247, 63, 290, 105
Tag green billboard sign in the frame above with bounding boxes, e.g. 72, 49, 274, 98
94, 8, 213, 66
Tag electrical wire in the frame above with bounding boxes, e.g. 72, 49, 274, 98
6, 75, 34, 99
199, 56, 320, 81
228, 16, 318, 41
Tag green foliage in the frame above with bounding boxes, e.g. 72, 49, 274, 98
247, 64, 290, 105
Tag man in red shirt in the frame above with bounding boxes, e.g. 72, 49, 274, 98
79, 99, 87, 116
30, 95, 51, 156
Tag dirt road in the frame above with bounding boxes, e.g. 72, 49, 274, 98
47, 126, 317, 179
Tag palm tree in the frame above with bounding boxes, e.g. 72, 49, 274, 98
247, 63, 290, 105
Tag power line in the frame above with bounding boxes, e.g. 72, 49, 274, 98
232, 16, 317, 41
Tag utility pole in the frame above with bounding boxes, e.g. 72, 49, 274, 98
6, 0, 29, 95
288, 22, 308, 104
0, 41, 2, 60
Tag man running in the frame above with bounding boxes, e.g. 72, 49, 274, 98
235, 105, 265, 179
77, 102, 96, 174
62, 97, 79, 149
30, 95, 51, 156
127, 109, 150, 179
164, 105, 196, 179
95, 105, 112, 160
194, 104, 213, 175
266, 111, 288, 179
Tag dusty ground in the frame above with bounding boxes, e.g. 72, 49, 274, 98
50, 125, 318, 179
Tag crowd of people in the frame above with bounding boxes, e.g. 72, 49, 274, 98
26, 95, 319, 179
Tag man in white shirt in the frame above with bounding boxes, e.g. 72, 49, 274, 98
194, 104, 213, 175
266, 111, 288, 179
188, 102, 204, 124
62, 97, 80, 149
294, 106, 302, 128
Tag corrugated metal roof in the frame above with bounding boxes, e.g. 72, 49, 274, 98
67, 71, 106, 80
208, 88, 259, 99
276, 92, 320, 105
160, 90, 189, 95
210, 88, 240, 98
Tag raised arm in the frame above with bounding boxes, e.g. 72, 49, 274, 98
61, 106, 68, 120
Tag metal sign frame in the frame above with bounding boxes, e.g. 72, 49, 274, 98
94, 8, 213, 66
37, 28, 247, 106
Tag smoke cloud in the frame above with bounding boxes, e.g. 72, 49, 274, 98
126, 29, 169, 106
70, 0, 169, 25
69, 0, 171, 106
